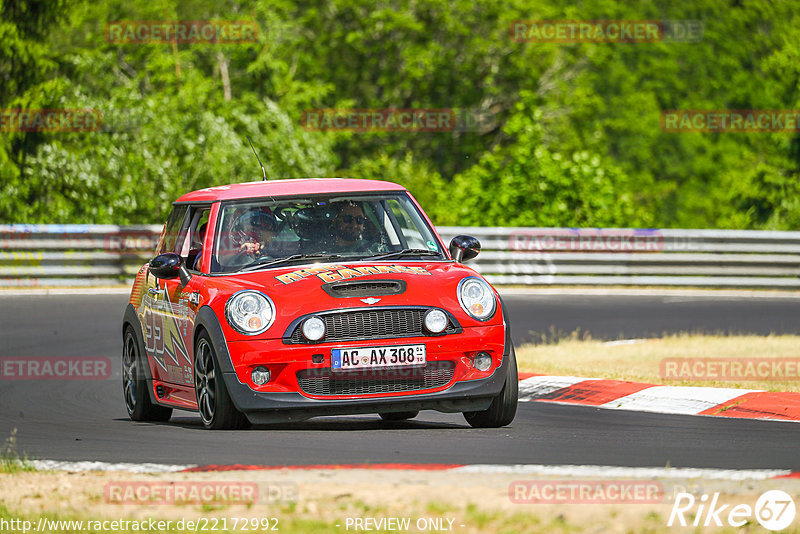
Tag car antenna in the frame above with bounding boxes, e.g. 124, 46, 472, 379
246, 135, 267, 181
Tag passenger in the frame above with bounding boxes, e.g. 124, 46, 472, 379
329, 201, 371, 252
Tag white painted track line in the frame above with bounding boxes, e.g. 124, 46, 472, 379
26, 460, 793, 480
518, 376, 594, 400
29, 460, 195, 473
599, 386, 758, 415
453, 464, 791, 480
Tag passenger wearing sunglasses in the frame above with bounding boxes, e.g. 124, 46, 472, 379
330, 201, 371, 252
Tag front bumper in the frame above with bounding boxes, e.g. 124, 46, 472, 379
228, 365, 508, 424
196, 307, 511, 424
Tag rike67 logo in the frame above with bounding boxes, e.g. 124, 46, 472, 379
669, 490, 796, 531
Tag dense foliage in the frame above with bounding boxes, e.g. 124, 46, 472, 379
1, 0, 799, 228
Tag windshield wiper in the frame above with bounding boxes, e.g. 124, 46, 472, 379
239, 253, 344, 272
365, 248, 442, 261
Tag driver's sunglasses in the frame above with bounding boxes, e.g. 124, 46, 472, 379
340, 214, 366, 225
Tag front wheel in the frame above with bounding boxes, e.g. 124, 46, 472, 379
194, 332, 250, 430
463, 345, 518, 428
122, 326, 172, 422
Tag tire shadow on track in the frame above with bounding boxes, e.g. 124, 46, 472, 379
112, 415, 469, 431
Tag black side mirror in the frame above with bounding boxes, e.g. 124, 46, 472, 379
449, 235, 481, 263
149, 252, 192, 286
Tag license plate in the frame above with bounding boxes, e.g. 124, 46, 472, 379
331, 344, 426, 372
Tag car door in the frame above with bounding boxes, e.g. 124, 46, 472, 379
141, 204, 198, 389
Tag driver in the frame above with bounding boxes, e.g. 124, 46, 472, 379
233, 210, 279, 259
329, 201, 371, 252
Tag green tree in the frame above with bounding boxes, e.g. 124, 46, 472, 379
442, 92, 648, 227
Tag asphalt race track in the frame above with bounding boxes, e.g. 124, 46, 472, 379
1, 291, 799, 470
501, 291, 800, 345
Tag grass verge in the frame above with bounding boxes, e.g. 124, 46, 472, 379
0, 429, 34, 474
516, 333, 800, 391
2, 469, 799, 534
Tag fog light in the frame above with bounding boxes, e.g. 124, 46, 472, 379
473, 352, 492, 371
251, 366, 270, 385
302, 316, 326, 341
424, 309, 448, 333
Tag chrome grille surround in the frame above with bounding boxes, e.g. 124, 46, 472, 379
283, 306, 461, 344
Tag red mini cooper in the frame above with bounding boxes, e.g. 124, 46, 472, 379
122, 178, 517, 429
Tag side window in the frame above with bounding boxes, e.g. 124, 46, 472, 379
177, 207, 211, 271
386, 199, 426, 249
194, 210, 210, 248
158, 205, 189, 254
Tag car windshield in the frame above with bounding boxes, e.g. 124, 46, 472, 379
210, 192, 444, 273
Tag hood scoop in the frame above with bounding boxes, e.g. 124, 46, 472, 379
322, 279, 406, 298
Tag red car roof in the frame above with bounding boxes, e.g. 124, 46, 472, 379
176, 178, 407, 203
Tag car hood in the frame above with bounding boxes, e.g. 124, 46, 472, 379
206, 260, 498, 328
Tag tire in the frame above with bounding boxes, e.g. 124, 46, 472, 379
463, 345, 518, 428
122, 326, 173, 422
379, 411, 419, 421
194, 332, 250, 430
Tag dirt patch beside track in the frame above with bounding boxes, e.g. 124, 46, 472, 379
3, 468, 800, 533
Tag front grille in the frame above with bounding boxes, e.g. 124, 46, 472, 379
297, 361, 456, 396
322, 279, 405, 298
286, 307, 459, 344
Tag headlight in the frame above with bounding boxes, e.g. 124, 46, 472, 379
457, 277, 496, 321
225, 290, 275, 335
424, 309, 448, 333
301, 316, 326, 341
